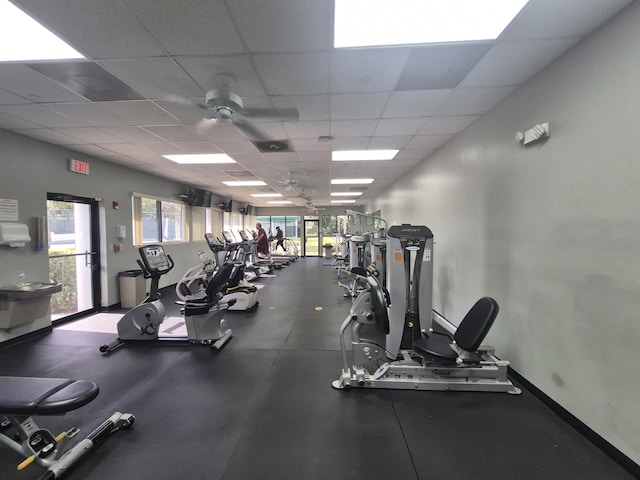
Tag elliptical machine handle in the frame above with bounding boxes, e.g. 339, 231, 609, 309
166, 254, 175, 272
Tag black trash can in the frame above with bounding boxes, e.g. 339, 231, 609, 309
118, 270, 145, 308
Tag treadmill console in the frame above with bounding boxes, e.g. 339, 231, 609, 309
222, 231, 235, 244
138, 244, 171, 273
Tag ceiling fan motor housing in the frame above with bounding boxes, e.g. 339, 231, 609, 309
205, 90, 243, 119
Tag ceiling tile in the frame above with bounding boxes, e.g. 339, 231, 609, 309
284, 121, 330, 139
368, 136, 413, 150
374, 118, 427, 136
330, 47, 410, 93
0, 104, 83, 128
46, 103, 130, 126
19, 128, 85, 144
143, 125, 204, 142
331, 119, 377, 138
500, 0, 633, 40
404, 134, 454, 150
100, 58, 204, 99
125, 0, 244, 55
395, 43, 492, 91
433, 86, 515, 116
0, 111, 41, 129
330, 93, 389, 120
275, 95, 330, 121
176, 55, 266, 96
0, 64, 88, 103
254, 53, 329, 95
383, 90, 453, 118
227, 0, 331, 52
459, 37, 582, 87
100, 101, 179, 125
55, 127, 125, 143
419, 116, 480, 135
97, 126, 165, 143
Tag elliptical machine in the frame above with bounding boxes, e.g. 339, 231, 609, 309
100, 244, 234, 354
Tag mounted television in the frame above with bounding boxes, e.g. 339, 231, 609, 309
244, 205, 252, 216
187, 187, 212, 207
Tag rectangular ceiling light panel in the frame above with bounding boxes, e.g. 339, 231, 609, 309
164, 154, 236, 164
0, 0, 84, 61
332, 150, 398, 161
334, 0, 529, 48
331, 178, 375, 185
223, 181, 267, 186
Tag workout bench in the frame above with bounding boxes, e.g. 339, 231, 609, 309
0, 376, 134, 479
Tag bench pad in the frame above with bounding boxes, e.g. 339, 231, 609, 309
0, 376, 99, 415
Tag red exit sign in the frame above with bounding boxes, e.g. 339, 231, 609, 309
69, 158, 89, 175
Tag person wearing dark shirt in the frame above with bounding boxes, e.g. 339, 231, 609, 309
255, 223, 271, 259
275, 226, 285, 251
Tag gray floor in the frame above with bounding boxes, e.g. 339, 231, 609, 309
0, 257, 636, 480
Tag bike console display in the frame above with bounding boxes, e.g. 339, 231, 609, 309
138, 244, 172, 274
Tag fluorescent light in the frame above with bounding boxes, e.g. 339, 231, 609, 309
331, 200, 357, 204
334, 0, 529, 48
163, 154, 236, 164
331, 178, 374, 185
267, 200, 293, 205
331, 192, 363, 196
0, 1, 85, 61
222, 181, 267, 186
332, 150, 398, 161
251, 193, 283, 198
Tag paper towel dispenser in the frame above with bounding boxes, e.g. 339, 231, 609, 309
0, 222, 31, 247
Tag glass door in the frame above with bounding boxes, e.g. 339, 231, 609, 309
47, 193, 100, 322
303, 219, 320, 256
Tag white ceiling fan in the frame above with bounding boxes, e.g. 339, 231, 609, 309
169, 73, 299, 142
277, 171, 313, 190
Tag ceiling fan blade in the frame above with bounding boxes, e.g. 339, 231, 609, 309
231, 115, 269, 142
164, 94, 207, 110
194, 117, 223, 134
243, 107, 299, 121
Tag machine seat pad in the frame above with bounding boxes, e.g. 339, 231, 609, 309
0, 376, 99, 416
413, 335, 458, 361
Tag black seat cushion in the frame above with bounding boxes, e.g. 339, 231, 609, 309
0, 376, 99, 415
413, 297, 499, 361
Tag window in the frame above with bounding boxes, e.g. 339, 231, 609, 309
133, 194, 185, 244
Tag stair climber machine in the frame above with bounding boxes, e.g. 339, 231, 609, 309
178, 235, 259, 312
332, 224, 520, 394
100, 244, 234, 354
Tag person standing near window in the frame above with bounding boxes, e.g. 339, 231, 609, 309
255, 223, 272, 260
275, 226, 285, 251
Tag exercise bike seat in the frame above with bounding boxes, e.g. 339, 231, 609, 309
0, 376, 99, 416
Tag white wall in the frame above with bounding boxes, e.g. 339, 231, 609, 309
370, 3, 640, 464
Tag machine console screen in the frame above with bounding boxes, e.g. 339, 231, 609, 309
140, 245, 170, 272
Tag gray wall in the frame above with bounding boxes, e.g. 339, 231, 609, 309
0, 129, 222, 341
369, 3, 640, 465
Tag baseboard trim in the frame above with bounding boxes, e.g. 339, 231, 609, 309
509, 368, 639, 479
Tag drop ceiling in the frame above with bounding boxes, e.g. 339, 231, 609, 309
0, 0, 633, 208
